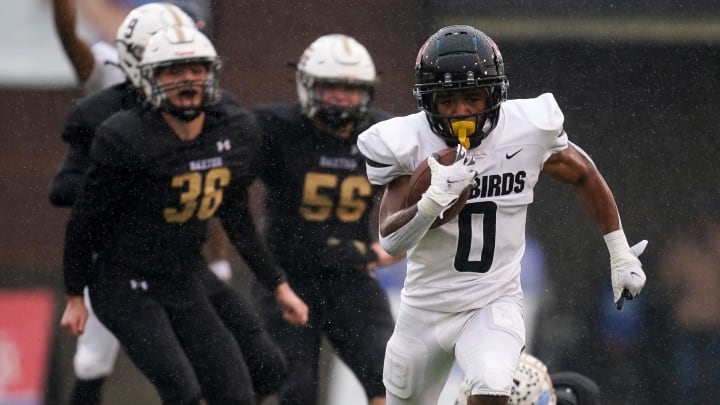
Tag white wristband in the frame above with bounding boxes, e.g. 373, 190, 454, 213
603, 229, 638, 269
379, 211, 435, 256
603, 229, 630, 257
416, 193, 447, 219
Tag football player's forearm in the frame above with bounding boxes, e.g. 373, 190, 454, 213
61, 165, 125, 295
379, 207, 434, 256
236, 240, 287, 290
62, 214, 93, 295
574, 171, 620, 235
52, 0, 94, 83
222, 215, 287, 290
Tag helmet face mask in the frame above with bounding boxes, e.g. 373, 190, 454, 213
138, 26, 221, 121
308, 81, 372, 129
296, 34, 377, 130
414, 25, 509, 148
115, 3, 195, 88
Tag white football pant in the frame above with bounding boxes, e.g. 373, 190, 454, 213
73, 287, 120, 380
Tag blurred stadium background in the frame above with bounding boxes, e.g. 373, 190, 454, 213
1, 1, 719, 404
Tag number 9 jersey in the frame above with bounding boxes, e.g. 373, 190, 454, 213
357, 93, 568, 312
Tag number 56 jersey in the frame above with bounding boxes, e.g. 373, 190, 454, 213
253, 103, 392, 276
357, 93, 568, 312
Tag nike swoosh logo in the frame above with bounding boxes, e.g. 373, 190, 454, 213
630, 272, 642, 278
506, 149, 523, 159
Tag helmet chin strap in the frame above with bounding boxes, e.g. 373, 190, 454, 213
314, 106, 357, 130
164, 104, 204, 121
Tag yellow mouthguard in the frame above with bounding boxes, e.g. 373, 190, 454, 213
451, 121, 475, 149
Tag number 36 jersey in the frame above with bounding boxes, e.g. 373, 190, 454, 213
357, 93, 568, 312
63, 101, 284, 295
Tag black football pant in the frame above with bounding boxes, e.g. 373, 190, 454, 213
90, 266, 255, 405
200, 269, 288, 397
254, 269, 395, 405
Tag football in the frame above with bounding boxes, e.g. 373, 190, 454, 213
405, 147, 471, 228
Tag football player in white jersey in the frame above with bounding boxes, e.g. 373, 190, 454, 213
357, 25, 647, 405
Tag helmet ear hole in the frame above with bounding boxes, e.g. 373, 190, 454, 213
414, 25, 509, 148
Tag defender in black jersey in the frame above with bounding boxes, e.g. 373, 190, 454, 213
60, 26, 307, 405
251, 34, 398, 405
49, 10, 292, 405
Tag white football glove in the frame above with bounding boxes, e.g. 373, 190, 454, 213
419, 146, 476, 213
604, 230, 647, 310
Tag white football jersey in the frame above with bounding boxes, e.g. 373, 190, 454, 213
82, 41, 125, 95
357, 93, 568, 312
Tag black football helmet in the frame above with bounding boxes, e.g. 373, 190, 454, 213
414, 25, 508, 148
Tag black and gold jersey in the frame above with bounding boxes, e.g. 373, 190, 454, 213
63, 99, 284, 295
253, 102, 392, 276
49, 85, 243, 207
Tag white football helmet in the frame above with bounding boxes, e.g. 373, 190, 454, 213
296, 34, 377, 128
115, 3, 195, 88
138, 26, 221, 118
456, 353, 556, 405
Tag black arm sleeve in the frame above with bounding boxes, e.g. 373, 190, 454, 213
63, 208, 94, 296
49, 100, 97, 207
48, 144, 91, 207
63, 163, 132, 295
218, 183, 287, 291
62, 125, 136, 295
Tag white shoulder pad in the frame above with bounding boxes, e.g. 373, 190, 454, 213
82, 41, 125, 95
357, 122, 406, 186
535, 93, 569, 154
357, 113, 438, 186
504, 93, 568, 154
524, 93, 565, 132
500, 93, 568, 156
